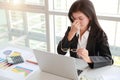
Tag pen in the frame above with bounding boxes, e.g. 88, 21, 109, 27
26, 60, 38, 65
2, 63, 13, 69
77, 28, 81, 48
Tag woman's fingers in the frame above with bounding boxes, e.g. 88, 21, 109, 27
77, 48, 88, 57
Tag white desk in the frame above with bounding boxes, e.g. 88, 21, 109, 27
25, 65, 120, 80
26, 69, 71, 80
0, 44, 120, 80
0, 44, 71, 80
79, 65, 120, 80
0, 44, 39, 80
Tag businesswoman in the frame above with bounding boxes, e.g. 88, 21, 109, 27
57, 0, 113, 68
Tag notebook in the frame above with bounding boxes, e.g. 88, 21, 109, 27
33, 50, 88, 80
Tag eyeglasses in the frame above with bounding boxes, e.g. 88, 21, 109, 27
70, 49, 77, 52
61, 42, 77, 53
61, 48, 77, 53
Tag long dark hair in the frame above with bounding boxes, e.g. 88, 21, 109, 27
68, 0, 103, 33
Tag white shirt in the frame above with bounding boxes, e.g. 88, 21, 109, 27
77, 27, 90, 49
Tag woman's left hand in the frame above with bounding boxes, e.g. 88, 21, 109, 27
77, 48, 92, 63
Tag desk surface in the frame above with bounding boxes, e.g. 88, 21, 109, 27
0, 44, 39, 80
26, 65, 120, 80
0, 44, 120, 80
27, 70, 71, 80
80, 65, 120, 80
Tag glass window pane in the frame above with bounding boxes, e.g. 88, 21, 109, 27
10, 11, 24, 30
9, 0, 23, 4
11, 36, 26, 46
49, 0, 76, 11
0, 9, 9, 43
66, 0, 76, 10
116, 23, 120, 47
54, 15, 69, 43
55, 16, 67, 36
119, 3, 120, 14
25, 0, 44, 6
27, 12, 47, 50
0, 9, 8, 33
113, 56, 120, 66
0, 35, 9, 44
91, 0, 118, 14
8, 0, 44, 5
29, 39, 47, 51
54, 0, 67, 10
0, 0, 8, 2
98, 20, 116, 46
27, 13, 46, 34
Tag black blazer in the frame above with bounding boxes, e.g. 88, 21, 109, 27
57, 27, 113, 68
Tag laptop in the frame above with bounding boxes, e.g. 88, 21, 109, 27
33, 50, 88, 80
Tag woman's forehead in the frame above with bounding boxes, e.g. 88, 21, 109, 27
72, 11, 86, 18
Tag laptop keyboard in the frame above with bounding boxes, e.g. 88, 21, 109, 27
77, 69, 83, 75
75, 58, 88, 75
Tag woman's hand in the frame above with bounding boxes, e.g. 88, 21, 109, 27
68, 20, 81, 41
77, 48, 92, 63
71, 20, 80, 33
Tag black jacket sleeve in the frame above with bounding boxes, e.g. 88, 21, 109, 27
88, 31, 113, 68
57, 27, 72, 55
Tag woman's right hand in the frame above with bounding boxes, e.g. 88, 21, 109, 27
67, 20, 80, 41
71, 20, 81, 33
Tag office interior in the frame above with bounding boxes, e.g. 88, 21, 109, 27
0, 0, 120, 67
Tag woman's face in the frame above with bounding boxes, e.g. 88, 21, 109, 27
72, 11, 90, 30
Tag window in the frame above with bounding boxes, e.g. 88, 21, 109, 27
0, 9, 9, 44
25, 0, 44, 5
91, 0, 118, 14
0, 0, 120, 66
49, 0, 75, 11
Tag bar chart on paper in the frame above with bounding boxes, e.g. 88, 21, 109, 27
12, 66, 33, 77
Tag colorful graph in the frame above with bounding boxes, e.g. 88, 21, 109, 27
12, 66, 33, 77
0, 58, 12, 69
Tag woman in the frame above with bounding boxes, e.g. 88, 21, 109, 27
57, 0, 113, 68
